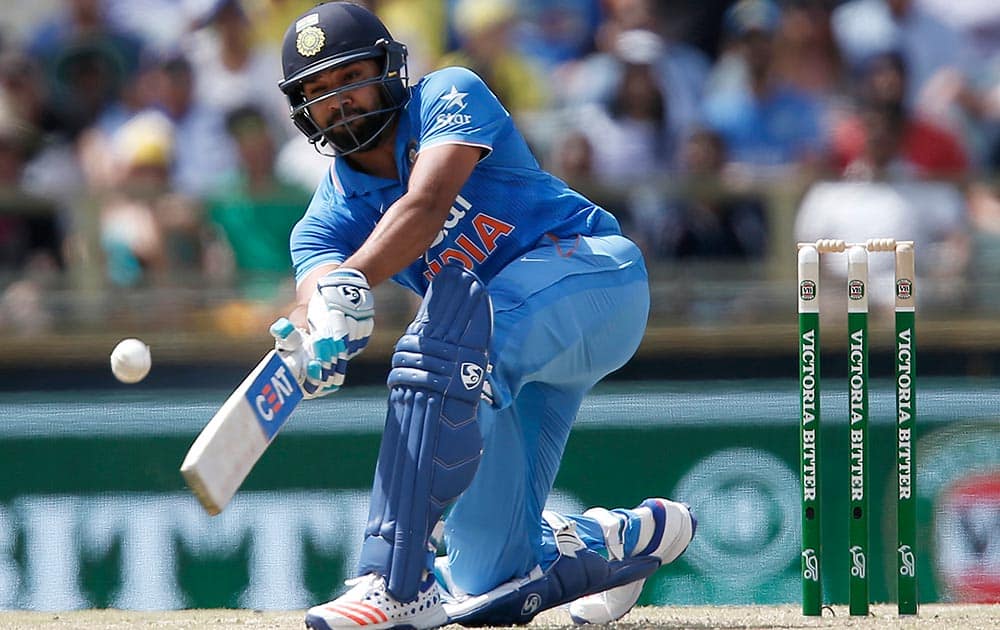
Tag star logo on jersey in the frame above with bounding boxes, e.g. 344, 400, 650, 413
440, 85, 468, 112
432, 86, 473, 131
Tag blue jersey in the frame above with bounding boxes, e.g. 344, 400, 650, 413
290, 66, 622, 295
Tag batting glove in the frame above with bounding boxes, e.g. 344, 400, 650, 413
270, 317, 345, 399
308, 267, 375, 360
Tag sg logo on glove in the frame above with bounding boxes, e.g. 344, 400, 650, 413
339, 285, 364, 307
460, 362, 484, 390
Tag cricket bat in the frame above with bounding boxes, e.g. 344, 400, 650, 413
181, 350, 304, 515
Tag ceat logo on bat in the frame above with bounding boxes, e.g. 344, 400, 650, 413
245, 353, 303, 439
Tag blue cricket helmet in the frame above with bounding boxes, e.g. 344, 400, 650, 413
278, 2, 409, 155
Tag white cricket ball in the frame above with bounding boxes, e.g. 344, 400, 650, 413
110, 338, 152, 384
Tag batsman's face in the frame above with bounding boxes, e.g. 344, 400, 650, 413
303, 60, 386, 147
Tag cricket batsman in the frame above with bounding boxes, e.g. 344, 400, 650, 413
270, 3, 696, 628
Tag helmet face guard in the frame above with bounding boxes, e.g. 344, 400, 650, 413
280, 39, 408, 156
278, 2, 409, 157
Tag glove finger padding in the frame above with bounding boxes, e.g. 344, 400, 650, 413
301, 356, 347, 398
270, 318, 307, 381
311, 309, 349, 363
270, 317, 346, 399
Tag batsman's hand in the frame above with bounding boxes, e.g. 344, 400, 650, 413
270, 318, 344, 399
308, 267, 375, 359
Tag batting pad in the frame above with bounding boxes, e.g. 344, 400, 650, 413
358, 263, 493, 602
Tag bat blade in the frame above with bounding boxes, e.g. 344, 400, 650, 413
180, 351, 304, 515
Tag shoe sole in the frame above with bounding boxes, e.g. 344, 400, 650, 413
306, 613, 445, 630
306, 617, 420, 630
305, 604, 447, 630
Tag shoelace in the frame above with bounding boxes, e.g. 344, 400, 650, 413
344, 576, 373, 587
343, 574, 383, 600
342, 573, 436, 603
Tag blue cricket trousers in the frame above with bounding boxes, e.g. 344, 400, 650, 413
442, 233, 649, 595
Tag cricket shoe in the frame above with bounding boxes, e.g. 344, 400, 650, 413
305, 572, 448, 630
567, 498, 696, 625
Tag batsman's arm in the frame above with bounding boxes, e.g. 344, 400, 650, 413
290, 142, 484, 322
292, 143, 483, 326
282, 143, 482, 385
338, 143, 482, 287
289, 263, 339, 329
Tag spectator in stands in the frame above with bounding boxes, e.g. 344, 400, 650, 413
638, 128, 768, 260
437, 0, 549, 116
546, 128, 632, 234
0, 104, 62, 335
149, 51, 236, 198
0, 51, 85, 257
89, 49, 160, 139
831, 0, 970, 111
573, 29, 674, 183
246, 0, 321, 49
205, 105, 310, 300
702, 0, 828, 179
98, 111, 208, 287
559, 0, 710, 158
910, 3, 1000, 171
77, 51, 161, 192
549, 28, 679, 236
0, 106, 62, 274
507, 0, 603, 73
25, 0, 145, 138
771, 0, 845, 105
0, 52, 60, 139
187, 0, 293, 142
831, 51, 968, 179
377, 0, 448, 80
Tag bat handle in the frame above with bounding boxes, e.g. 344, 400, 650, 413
270, 317, 303, 350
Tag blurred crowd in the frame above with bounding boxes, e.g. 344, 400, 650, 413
3, 0, 1000, 333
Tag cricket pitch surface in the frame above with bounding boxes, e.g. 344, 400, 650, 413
1, 604, 998, 629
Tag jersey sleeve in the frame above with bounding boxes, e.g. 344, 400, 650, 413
416, 67, 510, 156
289, 174, 360, 285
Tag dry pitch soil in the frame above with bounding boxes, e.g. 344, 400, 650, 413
0, 604, 998, 629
